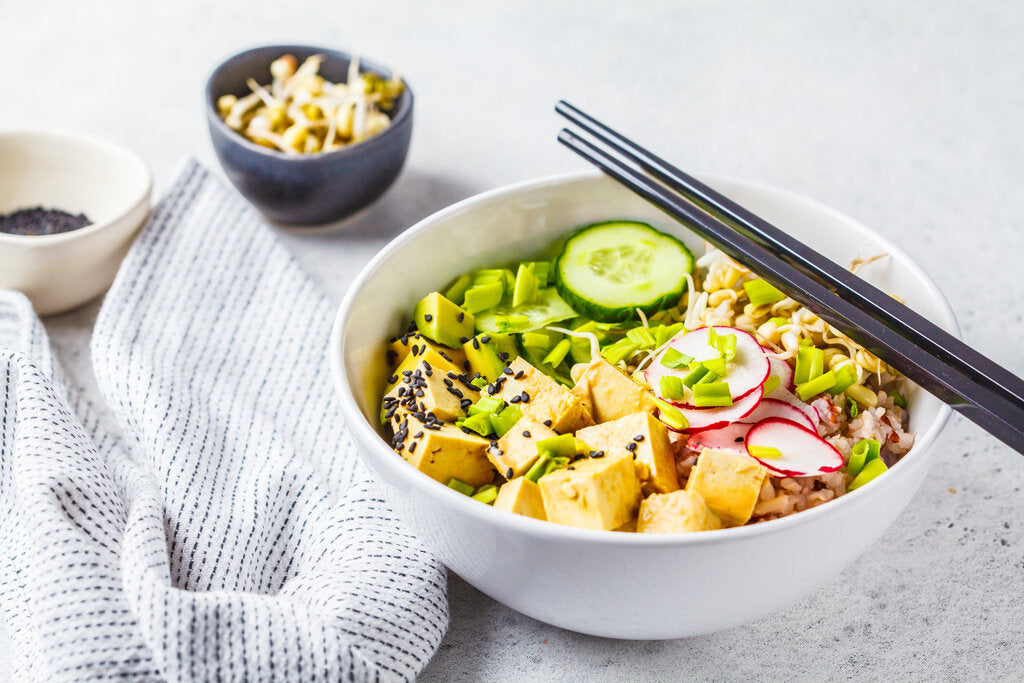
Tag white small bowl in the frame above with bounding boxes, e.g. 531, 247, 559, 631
0, 129, 152, 316
330, 171, 958, 639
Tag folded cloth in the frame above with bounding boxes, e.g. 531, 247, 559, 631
0, 160, 447, 681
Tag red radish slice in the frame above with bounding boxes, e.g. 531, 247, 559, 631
674, 385, 764, 433
646, 326, 770, 408
745, 417, 843, 476
685, 422, 751, 457
766, 385, 819, 425
738, 397, 815, 430
767, 355, 795, 391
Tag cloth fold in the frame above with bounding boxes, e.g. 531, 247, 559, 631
0, 159, 447, 681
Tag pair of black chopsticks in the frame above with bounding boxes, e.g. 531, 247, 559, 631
555, 100, 1024, 455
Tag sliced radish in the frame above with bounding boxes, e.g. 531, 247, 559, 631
767, 355, 795, 391
766, 385, 819, 426
685, 422, 752, 457
646, 326, 770, 408
674, 385, 764, 433
745, 417, 843, 476
738, 397, 815, 430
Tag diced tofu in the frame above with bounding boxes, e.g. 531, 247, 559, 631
387, 332, 467, 372
575, 412, 680, 495
385, 348, 462, 393
571, 359, 657, 423
490, 418, 558, 479
496, 357, 593, 434
493, 477, 546, 520
384, 360, 479, 423
637, 490, 723, 533
538, 453, 641, 530
394, 419, 495, 487
685, 448, 768, 526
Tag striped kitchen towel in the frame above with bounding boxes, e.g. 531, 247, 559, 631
0, 159, 447, 681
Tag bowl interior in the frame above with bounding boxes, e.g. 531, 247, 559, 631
205, 44, 412, 157
0, 130, 151, 233
339, 172, 957, 463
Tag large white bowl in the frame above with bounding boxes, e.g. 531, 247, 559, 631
329, 171, 957, 639
0, 129, 151, 315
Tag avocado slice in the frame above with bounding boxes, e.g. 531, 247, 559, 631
414, 292, 475, 348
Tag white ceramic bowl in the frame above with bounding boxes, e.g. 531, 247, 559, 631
0, 129, 152, 316
330, 171, 958, 639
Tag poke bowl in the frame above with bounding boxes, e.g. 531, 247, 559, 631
329, 171, 957, 639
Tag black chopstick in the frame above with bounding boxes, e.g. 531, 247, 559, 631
555, 102, 1024, 455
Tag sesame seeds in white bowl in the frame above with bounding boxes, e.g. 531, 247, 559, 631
0, 128, 152, 316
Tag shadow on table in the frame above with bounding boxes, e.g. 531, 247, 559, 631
419, 572, 713, 681
272, 170, 481, 241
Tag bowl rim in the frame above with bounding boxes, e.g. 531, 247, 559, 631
204, 43, 414, 163
0, 127, 152, 246
330, 169, 959, 547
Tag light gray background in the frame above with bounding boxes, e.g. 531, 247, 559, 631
4, 0, 1023, 679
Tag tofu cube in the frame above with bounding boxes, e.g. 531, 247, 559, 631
538, 453, 641, 530
570, 359, 657, 423
384, 360, 479, 423
387, 332, 467, 372
686, 448, 768, 526
637, 490, 723, 533
385, 348, 462, 394
496, 357, 593, 434
575, 412, 679, 495
493, 477, 546, 520
394, 419, 495, 488
490, 418, 558, 479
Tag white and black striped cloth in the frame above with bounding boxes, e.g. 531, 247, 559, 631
0, 160, 447, 681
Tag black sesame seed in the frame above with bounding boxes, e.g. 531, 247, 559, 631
415, 389, 425, 397
424, 423, 441, 431
460, 399, 472, 409
387, 374, 398, 384
463, 360, 471, 370
440, 351, 453, 361
401, 370, 412, 376
408, 442, 417, 453
625, 442, 637, 452
487, 385, 497, 396
414, 431, 424, 439
734, 437, 744, 442
543, 419, 552, 427
410, 344, 420, 356
502, 366, 514, 376
456, 312, 465, 323
443, 378, 454, 387
480, 336, 491, 344
633, 434, 645, 442
506, 467, 514, 479
509, 395, 521, 404
515, 370, 525, 379
499, 352, 510, 360
460, 336, 470, 344
424, 314, 433, 322
472, 338, 480, 350
520, 391, 530, 403
567, 466, 576, 471
522, 430, 531, 438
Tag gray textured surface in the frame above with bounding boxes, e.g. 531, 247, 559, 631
4, 0, 1023, 680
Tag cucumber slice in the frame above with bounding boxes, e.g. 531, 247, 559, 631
474, 287, 577, 334
555, 221, 694, 323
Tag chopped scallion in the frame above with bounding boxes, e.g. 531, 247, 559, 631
847, 456, 887, 490
469, 396, 504, 416
489, 404, 522, 438
847, 396, 859, 419
461, 411, 494, 436
692, 382, 733, 407
653, 397, 689, 430
512, 262, 540, 307
701, 357, 728, 377
747, 445, 782, 460
536, 434, 577, 458
542, 338, 572, 367
891, 390, 908, 408
743, 278, 787, 307
524, 454, 551, 483
471, 484, 499, 504
828, 363, 858, 395
796, 370, 836, 401
847, 437, 881, 477
601, 339, 639, 366
762, 375, 781, 395
447, 478, 475, 496
660, 347, 693, 369
626, 326, 657, 349
463, 281, 504, 314
681, 364, 710, 388
444, 274, 472, 305
659, 375, 686, 400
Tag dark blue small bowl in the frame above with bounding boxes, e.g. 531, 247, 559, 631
205, 44, 413, 225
